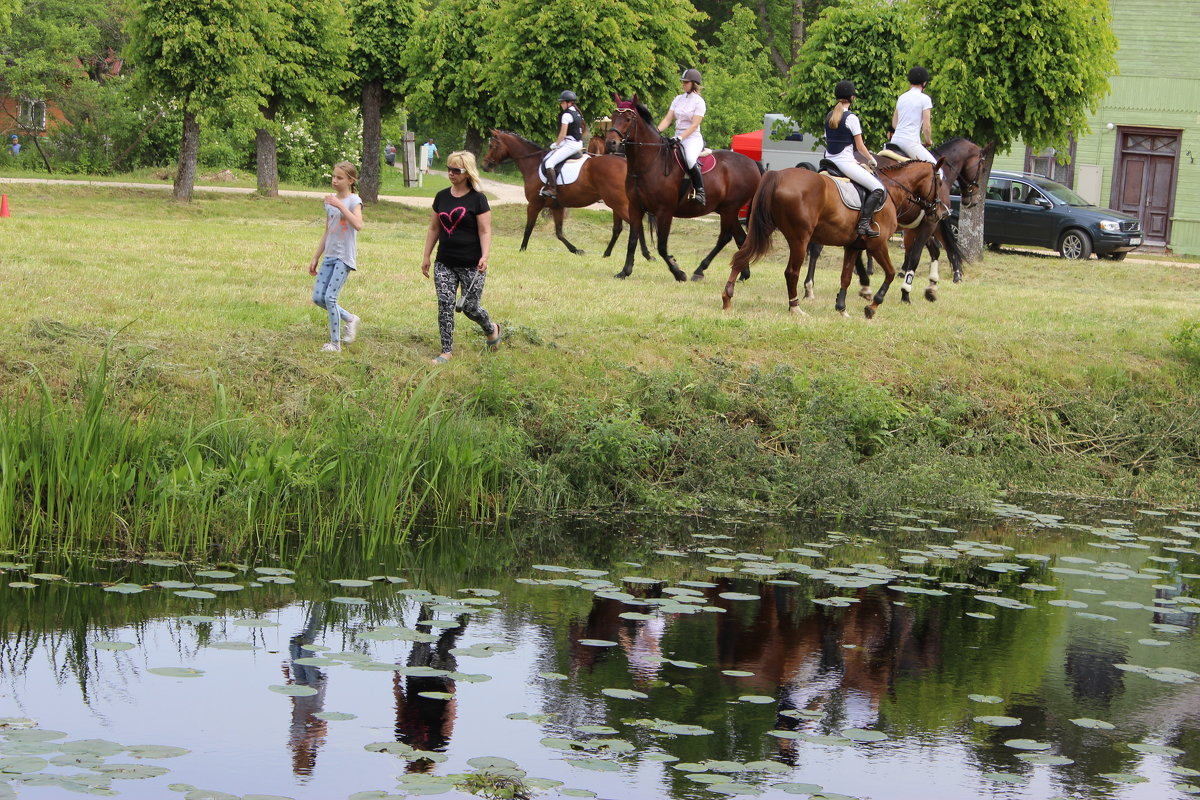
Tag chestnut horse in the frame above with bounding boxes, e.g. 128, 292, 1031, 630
723, 159, 942, 319
481, 130, 650, 260
606, 94, 762, 282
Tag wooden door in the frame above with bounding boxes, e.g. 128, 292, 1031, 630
1112, 128, 1179, 246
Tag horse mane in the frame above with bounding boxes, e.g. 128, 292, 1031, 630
634, 103, 656, 127
876, 158, 932, 174
497, 130, 546, 151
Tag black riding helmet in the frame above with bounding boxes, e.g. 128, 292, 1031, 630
558, 90, 578, 103
907, 66, 930, 86
681, 68, 702, 85
835, 80, 856, 100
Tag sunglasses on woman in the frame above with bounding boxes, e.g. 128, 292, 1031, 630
447, 167, 466, 175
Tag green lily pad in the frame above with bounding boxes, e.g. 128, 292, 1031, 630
718, 592, 760, 601
1070, 718, 1115, 730
329, 579, 373, 587
417, 691, 453, 700
842, 728, 889, 742
331, 596, 368, 605
772, 784, 823, 795
568, 757, 620, 772
466, 756, 518, 769
1101, 773, 1149, 784
1004, 739, 1051, 751
93, 763, 170, 779
0, 756, 48, 774
687, 773, 734, 784
708, 783, 762, 795
174, 590, 216, 599
1127, 742, 1184, 756
180, 615, 218, 624
147, 667, 205, 678
232, 618, 278, 627
268, 685, 317, 697
981, 773, 1026, 784
577, 639, 617, 647
124, 745, 190, 759
194, 570, 236, 579
722, 670, 755, 677
738, 696, 775, 705
974, 716, 1021, 727
94, 641, 135, 651
538, 672, 567, 681
1016, 754, 1074, 765
967, 694, 1003, 704
104, 583, 145, 594
313, 712, 356, 721
601, 688, 647, 700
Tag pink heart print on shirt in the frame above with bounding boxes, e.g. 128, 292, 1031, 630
438, 206, 467, 235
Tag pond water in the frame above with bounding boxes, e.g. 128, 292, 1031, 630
1, 499, 1198, 800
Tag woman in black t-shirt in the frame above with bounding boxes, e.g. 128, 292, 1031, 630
420, 151, 500, 364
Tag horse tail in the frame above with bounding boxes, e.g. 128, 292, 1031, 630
939, 214, 963, 274
740, 170, 782, 265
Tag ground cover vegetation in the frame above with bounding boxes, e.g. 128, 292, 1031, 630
1, 185, 1198, 553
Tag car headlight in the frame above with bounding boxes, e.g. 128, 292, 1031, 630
1099, 220, 1121, 233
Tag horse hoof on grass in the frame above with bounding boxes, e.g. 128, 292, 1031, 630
838, 309, 850, 319
924, 287, 938, 302
901, 291, 912, 304
690, 272, 705, 282
613, 272, 629, 280
671, 271, 687, 282
789, 305, 809, 317
863, 305, 876, 320
738, 269, 751, 282
858, 287, 873, 300
953, 272, 963, 284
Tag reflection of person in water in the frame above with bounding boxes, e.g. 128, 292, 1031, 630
393, 605, 467, 773
285, 602, 329, 778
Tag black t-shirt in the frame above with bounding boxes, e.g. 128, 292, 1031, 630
433, 188, 490, 266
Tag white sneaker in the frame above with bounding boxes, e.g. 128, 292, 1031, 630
343, 314, 360, 343
321, 342, 341, 352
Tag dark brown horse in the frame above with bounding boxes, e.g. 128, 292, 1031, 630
606, 94, 762, 281
723, 158, 942, 319
481, 130, 650, 259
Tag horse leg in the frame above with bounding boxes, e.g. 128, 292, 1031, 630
693, 211, 740, 281
855, 250, 873, 300
520, 201, 541, 251
603, 214, 622, 258
639, 214, 654, 260
864, 238, 897, 320
924, 234, 941, 302
785, 239, 810, 316
655, 215, 686, 282
616, 207, 642, 279
552, 206, 584, 255
803, 242, 821, 300
835, 248, 857, 318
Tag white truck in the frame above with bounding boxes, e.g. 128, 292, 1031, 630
731, 114, 823, 171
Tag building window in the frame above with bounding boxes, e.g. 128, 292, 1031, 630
1025, 136, 1076, 187
19, 99, 47, 131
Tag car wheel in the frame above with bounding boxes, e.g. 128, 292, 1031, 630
1059, 229, 1093, 260
987, 241, 1002, 252
1100, 252, 1128, 262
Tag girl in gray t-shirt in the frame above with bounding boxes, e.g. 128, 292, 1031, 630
308, 161, 364, 352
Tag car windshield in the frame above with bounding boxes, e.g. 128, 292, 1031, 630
1032, 179, 1092, 207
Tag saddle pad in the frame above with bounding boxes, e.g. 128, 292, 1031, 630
539, 153, 591, 186
878, 148, 911, 162
820, 172, 863, 210
674, 151, 718, 174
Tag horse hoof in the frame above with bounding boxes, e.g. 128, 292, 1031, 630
613, 272, 628, 280
901, 292, 912, 304
574, 250, 586, 256
924, 288, 938, 302
839, 309, 850, 318
858, 287, 873, 300
864, 306, 876, 320
804, 291, 815, 301
690, 272, 705, 282
738, 269, 751, 282
672, 271, 687, 282
789, 305, 809, 317
953, 272, 963, 284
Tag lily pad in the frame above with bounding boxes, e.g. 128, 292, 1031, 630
1017, 754, 1074, 766
1070, 718, 1115, 730
268, 685, 318, 697
841, 728, 889, 742
1127, 742, 1184, 756
1004, 739, 1051, 751
329, 579, 373, 587
568, 757, 620, 772
601, 688, 647, 700
125, 745, 190, 759
967, 694, 1003, 704
974, 716, 1021, 727
738, 696, 775, 705
94, 641, 136, 651
147, 667, 205, 678
577, 639, 617, 647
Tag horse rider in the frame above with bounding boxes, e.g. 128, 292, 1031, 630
540, 90, 585, 199
657, 68, 707, 205
824, 80, 886, 238
889, 66, 938, 166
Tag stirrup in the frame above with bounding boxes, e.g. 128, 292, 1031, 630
539, 185, 556, 198
691, 190, 706, 205
857, 222, 879, 238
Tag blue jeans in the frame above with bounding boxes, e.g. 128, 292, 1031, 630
312, 257, 354, 343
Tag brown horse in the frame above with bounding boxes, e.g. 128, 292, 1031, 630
587, 134, 608, 155
480, 130, 650, 260
723, 158, 942, 319
606, 94, 762, 282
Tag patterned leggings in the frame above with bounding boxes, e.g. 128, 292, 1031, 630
434, 261, 493, 354
312, 257, 354, 343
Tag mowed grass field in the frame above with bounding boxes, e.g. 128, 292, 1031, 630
2, 181, 1199, 528
3, 183, 1196, 401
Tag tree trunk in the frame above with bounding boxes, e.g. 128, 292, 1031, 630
959, 143, 996, 263
755, 0, 790, 78
360, 79, 383, 203
256, 99, 280, 197
173, 111, 200, 203
463, 127, 484, 157
791, 0, 805, 61
29, 132, 53, 174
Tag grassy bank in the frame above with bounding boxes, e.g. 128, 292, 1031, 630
1, 184, 1198, 551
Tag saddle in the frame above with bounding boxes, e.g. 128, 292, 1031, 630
670, 141, 717, 202
538, 153, 592, 186
881, 142, 915, 161
818, 159, 869, 210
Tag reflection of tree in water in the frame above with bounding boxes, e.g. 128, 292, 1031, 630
393, 604, 467, 773
1064, 637, 1127, 704
284, 602, 329, 779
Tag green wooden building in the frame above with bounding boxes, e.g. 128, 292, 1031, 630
991, 0, 1199, 254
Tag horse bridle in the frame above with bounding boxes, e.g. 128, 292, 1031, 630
608, 107, 679, 178
877, 163, 942, 223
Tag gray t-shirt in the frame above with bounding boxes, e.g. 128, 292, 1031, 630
324, 193, 362, 270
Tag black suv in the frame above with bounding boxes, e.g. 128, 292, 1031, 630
950, 170, 1143, 260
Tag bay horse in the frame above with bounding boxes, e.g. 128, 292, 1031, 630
722, 159, 943, 319
481, 130, 650, 260
606, 94, 762, 282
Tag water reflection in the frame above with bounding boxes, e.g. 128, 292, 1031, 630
0, 501, 1196, 799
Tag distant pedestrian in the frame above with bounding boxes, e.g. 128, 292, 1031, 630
8, 135, 18, 156
424, 139, 438, 173
308, 161, 363, 353
385, 143, 396, 168
420, 151, 500, 364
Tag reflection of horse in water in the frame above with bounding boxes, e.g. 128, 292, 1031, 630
285, 602, 329, 778
393, 605, 467, 773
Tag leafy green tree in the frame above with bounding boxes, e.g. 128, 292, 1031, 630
127, 0, 269, 201
694, 0, 838, 76
0, 0, 113, 172
254, 0, 353, 196
347, 0, 419, 202
912, 0, 1119, 261
782, 0, 918, 149
480, 0, 700, 140
697, 5, 783, 148
402, 0, 499, 156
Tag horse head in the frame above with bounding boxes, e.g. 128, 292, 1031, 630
480, 129, 508, 171
953, 140, 992, 209
606, 93, 641, 155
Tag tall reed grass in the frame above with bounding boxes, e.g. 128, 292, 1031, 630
0, 346, 518, 555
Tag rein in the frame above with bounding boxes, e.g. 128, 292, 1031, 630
482, 134, 560, 171
876, 164, 941, 222
610, 108, 678, 182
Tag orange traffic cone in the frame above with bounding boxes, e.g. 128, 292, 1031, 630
0, 194, 8, 218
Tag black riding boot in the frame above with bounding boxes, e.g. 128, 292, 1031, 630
688, 163, 706, 205
540, 165, 558, 198
856, 189, 885, 238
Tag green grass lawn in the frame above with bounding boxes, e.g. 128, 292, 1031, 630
2, 183, 1198, 528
